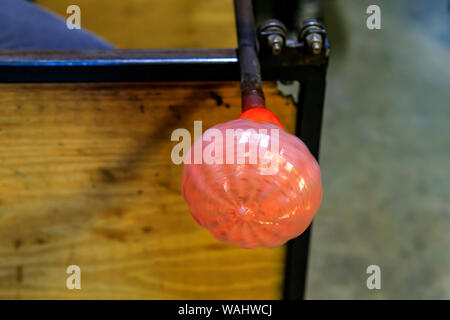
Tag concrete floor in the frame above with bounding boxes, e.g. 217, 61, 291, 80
306, 0, 450, 299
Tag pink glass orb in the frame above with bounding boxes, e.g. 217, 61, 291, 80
181, 119, 322, 249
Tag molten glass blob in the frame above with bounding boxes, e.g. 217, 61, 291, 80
181, 119, 322, 249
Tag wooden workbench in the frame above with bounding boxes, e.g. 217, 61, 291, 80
0, 81, 296, 299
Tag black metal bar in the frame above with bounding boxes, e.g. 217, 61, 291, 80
0, 49, 238, 65
234, 0, 265, 110
0, 49, 326, 83
0, 49, 239, 82
283, 64, 327, 300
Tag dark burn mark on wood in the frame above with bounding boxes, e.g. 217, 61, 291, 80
101, 229, 127, 242
225, 103, 230, 108
100, 208, 124, 220
128, 94, 140, 101
210, 92, 223, 106
137, 190, 143, 195
168, 105, 182, 121
13, 169, 26, 179
76, 148, 87, 156
16, 266, 23, 283
112, 208, 124, 218
35, 238, 47, 245
142, 226, 152, 233
158, 180, 180, 194
99, 168, 116, 183
139, 104, 145, 114
94, 225, 129, 242
14, 239, 22, 250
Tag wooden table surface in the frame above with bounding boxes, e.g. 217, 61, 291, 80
36, 0, 237, 49
0, 81, 296, 299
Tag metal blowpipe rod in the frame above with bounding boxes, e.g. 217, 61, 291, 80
234, 0, 266, 112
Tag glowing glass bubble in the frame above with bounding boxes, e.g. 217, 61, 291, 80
181, 119, 322, 249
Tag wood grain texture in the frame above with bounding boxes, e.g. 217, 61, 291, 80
36, 0, 237, 49
0, 82, 297, 299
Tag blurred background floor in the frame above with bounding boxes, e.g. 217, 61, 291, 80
307, 0, 450, 299
34, 0, 450, 299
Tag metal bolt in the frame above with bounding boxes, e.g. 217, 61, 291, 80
305, 33, 323, 55
258, 19, 287, 56
267, 34, 284, 55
